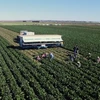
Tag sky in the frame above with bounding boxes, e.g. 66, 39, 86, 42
0, 0, 100, 21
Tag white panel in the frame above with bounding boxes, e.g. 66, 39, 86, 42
21, 35, 63, 43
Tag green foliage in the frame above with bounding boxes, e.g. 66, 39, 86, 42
0, 25, 100, 100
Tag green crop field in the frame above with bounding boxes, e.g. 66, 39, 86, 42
0, 22, 34, 25
0, 25, 100, 100
2, 25, 100, 57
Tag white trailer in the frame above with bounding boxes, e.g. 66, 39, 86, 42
18, 31, 63, 48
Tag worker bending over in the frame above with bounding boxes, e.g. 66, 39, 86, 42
50, 53, 54, 60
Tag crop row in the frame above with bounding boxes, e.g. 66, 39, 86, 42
0, 26, 100, 100
0, 36, 67, 99
41, 58, 100, 100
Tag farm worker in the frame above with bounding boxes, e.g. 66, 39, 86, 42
36, 56, 41, 61
88, 53, 91, 57
45, 52, 49, 58
87, 53, 91, 59
42, 53, 46, 58
50, 52, 54, 60
73, 45, 79, 58
69, 54, 74, 62
77, 61, 81, 67
97, 56, 100, 64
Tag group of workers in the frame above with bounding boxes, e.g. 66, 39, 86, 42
69, 45, 100, 67
85, 52, 100, 64
36, 52, 54, 61
36, 45, 100, 67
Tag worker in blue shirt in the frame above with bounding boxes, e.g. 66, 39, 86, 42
50, 52, 54, 60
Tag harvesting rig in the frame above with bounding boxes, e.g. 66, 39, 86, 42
17, 30, 63, 49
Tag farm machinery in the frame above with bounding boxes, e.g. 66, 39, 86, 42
17, 30, 63, 49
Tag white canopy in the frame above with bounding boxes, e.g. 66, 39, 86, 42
21, 35, 63, 43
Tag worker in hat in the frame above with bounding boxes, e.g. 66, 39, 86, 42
77, 61, 81, 67
97, 56, 100, 64
50, 52, 54, 60
36, 55, 41, 61
87, 52, 92, 60
42, 53, 46, 58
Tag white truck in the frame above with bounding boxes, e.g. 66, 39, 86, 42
17, 30, 63, 49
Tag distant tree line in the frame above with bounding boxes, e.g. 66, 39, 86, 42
23, 20, 40, 23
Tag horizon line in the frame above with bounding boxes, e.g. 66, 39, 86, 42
0, 20, 100, 23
